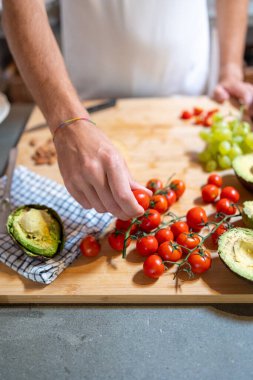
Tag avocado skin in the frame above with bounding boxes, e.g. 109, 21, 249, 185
233, 154, 253, 193
218, 228, 253, 283
7, 204, 64, 260
235, 174, 253, 193
242, 201, 253, 229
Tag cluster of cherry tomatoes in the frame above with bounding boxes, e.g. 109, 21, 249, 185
201, 174, 240, 244
180, 107, 219, 127
202, 174, 240, 211
80, 172, 242, 282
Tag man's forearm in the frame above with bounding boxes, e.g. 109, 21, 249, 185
2, 0, 87, 132
216, 0, 248, 80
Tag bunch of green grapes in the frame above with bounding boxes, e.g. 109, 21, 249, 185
199, 113, 253, 172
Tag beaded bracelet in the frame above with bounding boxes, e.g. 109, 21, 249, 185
52, 117, 96, 140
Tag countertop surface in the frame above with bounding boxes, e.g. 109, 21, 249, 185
1, 304, 253, 380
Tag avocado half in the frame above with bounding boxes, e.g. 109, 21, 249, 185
7, 204, 64, 259
242, 201, 253, 229
218, 228, 253, 282
232, 154, 253, 192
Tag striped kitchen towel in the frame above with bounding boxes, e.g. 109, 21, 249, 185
0, 166, 113, 284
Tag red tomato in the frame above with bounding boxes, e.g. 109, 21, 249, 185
132, 189, 150, 210
180, 110, 192, 120
170, 221, 189, 239
143, 255, 165, 279
193, 107, 203, 116
136, 236, 158, 257
186, 207, 207, 231
188, 249, 212, 274
146, 178, 163, 194
170, 179, 186, 199
139, 209, 161, 232
216, 198, 236, 215
220, 186, 240, 203
212, 223, 229, 245
194, 115, 205, 125
80, 236, 101, 257
207, 173, 222, 188
108, 231, 130, 251
176, 232, 201, 253
150, 195, 168, 214
158, 241, 182, 262
201, 184, 219, 203
203, 115, 213, 127
164, 188, 177, 207
207, 108, 219, 117
155, 227, 174, 245
115, 219, 137, 234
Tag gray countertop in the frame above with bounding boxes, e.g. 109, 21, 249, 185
1, 304, 253, 380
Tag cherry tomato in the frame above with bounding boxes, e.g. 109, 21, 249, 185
158, 241, 182, 262
146, 178, 163, 194
171, 221, 189, 239
188, 249, 211, 274
155, 227, 174, 245
207, 108, 219, 117
203, 115, 213, 127
220, 186, 240, 203
139, 209, 162, 232
80, 236, 101, 257
143, 255, 165, 279
170, 179, 186, 199
180, 110, 192, 120
216, 198, 236, 215
108, 231, 130, 251
132, 189, 150, 210
176, 232, 201, 253
186, 207, 207, 231
150, 194, 168, 214
136, 236, 158, 257
163, 188, 177, 207
115, 219, 137, 234
207, 173, 222, 188
212, 223, 229, 245
194, 115, 205, 125
193, 107, 203, 116
115, 219, 131, 231
201, 184, 219, 203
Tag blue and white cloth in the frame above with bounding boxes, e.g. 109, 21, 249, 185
0, 166, 113, 284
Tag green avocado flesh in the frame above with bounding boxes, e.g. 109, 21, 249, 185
218, 228, 253, 282
242, 201, 253, 229
232, 154, 253, 192
7, 206, 62, 258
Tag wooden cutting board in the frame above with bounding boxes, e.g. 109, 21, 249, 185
1, 96, 253, 304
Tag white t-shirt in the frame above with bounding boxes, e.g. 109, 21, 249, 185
61, 0, 210, 99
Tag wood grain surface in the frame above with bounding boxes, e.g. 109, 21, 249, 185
1, 96, 253, 304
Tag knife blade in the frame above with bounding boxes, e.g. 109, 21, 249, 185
0, 147, 17, 235
26, 98, 117, 133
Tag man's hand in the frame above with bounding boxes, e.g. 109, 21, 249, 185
54, 120, 151, 219
215, 0, 251, 111
213, 65, 253, 115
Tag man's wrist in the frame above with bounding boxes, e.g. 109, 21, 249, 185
219, 62, 244, 82
46, 102, 90, 135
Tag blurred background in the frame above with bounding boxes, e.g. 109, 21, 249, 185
1, 0, 253, 104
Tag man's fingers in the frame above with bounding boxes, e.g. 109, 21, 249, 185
106, 161, 144, 218
228, 82, 253, 105
213, 84, 230, 103
64, 183, 92, 210
129, 179, 152, 196
93, 180, 132, 220
82, 184, 107, 214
